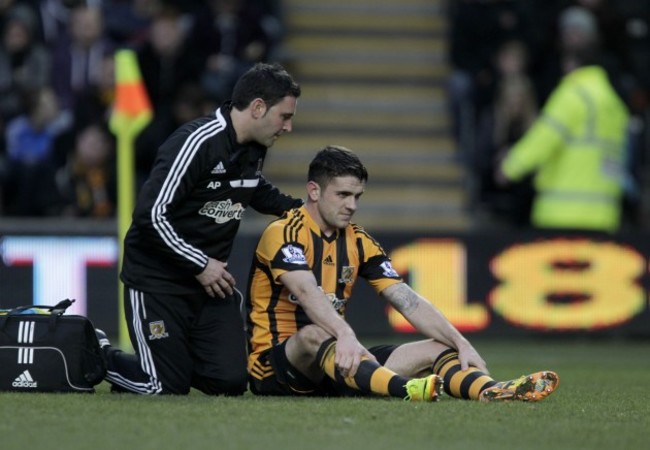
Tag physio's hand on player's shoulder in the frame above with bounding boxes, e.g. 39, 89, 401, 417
458, 343, 489, 374
335, 334, 375, 378
196, 258, 235, 299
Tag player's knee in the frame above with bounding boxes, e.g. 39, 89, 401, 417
294, 324, 332, 354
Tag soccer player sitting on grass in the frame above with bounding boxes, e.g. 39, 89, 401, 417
246, 145, 559, 402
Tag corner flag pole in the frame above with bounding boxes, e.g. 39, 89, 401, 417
109, 49, 153, 350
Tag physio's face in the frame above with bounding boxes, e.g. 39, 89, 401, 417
314, 176, 365, 234
254, 96, 297, 147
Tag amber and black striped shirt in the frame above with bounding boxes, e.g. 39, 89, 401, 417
246, 205, 402, 378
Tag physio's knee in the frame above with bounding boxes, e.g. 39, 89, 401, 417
193, 372, 247, 396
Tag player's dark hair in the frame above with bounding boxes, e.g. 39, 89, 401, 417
231, 63, 301, 110
308, 145, 368, 188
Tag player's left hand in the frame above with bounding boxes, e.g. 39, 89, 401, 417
335, 334, 375, 378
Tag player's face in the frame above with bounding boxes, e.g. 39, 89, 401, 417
254, 96, 297, 147
316, 175, 365, 234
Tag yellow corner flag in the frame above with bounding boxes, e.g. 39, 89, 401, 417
110, 49, 153, 139
110, 49, 153, 350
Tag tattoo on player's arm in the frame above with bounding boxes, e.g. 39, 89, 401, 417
386, 284, 419, 315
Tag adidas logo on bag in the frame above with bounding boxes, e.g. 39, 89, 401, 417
12, 370, 38, 389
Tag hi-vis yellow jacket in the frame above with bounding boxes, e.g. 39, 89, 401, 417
501, 66, 629, 232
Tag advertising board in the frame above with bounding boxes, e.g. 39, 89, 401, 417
1, 228, 648, 338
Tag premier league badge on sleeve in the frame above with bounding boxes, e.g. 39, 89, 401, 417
281, 245, 307, 264
380, 261, 399, 278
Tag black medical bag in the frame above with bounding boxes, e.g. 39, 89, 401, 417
0, 299, 106, 392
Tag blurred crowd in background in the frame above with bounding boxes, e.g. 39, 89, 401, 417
0, 0, 282, 217
449, 0, 649, 230
0, 0, 647, 232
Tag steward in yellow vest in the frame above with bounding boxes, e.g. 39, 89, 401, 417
498, 56, 630, 232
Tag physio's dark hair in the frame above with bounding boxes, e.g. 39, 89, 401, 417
308, 145, 368, 188
231, 63, 301, 110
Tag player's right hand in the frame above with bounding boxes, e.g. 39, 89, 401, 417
457, 342, 489, 374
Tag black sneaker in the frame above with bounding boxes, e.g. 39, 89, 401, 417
95, 329, 111, 348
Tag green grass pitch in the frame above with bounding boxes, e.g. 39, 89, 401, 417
1, 338, 648, 450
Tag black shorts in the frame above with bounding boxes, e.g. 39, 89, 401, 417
249, 340, 399, 397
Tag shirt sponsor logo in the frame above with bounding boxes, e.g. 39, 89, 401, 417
325, 292, 347, 314
287, 288, 347, 314
281, 245, 306, 265
199, 199, 245, 223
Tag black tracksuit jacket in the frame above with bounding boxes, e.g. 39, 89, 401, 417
120, 104, 301, 294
